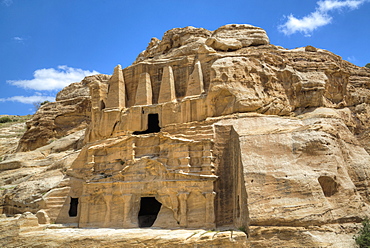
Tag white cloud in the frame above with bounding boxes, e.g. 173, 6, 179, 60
13, 37, 24, 41
281, 12, 332, 37
13, 36, 25, 44
7, 65, 99, 91
317, 0, 364, 11
2, 0, 13, 6
0, 95, 55, 104
279, 0, 367, 36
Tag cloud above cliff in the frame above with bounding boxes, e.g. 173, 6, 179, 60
7, 65, 99, 91
279, 0, 367, 36
0, 95, 55, 104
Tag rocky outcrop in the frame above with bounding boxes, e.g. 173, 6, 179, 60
0, 130, 84, 216
206, 24, 269, 51
16, 74, 110, 152
1, 24, 370, 247
0, 116, 30, 158
135, 24, 269, 62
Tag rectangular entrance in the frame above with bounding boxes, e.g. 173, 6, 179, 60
133, 114, 161, 135
138, 197, 162, 227
68, 197, 78, 217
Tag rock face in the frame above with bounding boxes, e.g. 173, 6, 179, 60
16, 74, 110, 152
0, 116, 30, 158
206, 24, 269, 51
1, 24, 370, 247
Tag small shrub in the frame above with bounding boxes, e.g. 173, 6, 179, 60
355, 218, 370, 248
33, 100, 51, 112
0, 116, 12, 123
365, 63, 370, 69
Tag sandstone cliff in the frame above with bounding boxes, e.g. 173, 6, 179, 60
16, 74, 110, 152
1, 24, 370, 247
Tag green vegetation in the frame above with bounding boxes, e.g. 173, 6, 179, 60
0, 115, 31, 124
0, 116, 12, 123
354, 218, 370, 248
0, 115, 32, 134
365, 63, 370, 69
33, 100, 51, 112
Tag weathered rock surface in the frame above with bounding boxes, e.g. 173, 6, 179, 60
0, 129, 84, 217
1, 24, 370, 247
0, 116, 30, 158
16, 74, 110, 152
206, 24, 269, 51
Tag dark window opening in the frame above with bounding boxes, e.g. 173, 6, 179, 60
69, 197, 79, 217
138, 197, 162, 227
133, 114, 161, 135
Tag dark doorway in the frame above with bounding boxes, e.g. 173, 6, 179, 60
133, 114, 161, 135
68, 197, 79, 217
138, 197, 162, 227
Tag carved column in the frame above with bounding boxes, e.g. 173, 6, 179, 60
131, 140, 136, 160
87, 147, 96, 172
178, 192, 189, 227
78, 184, 90, 227
177, 145, 190, 173
181, 99, 192, 123
103, 194, 112, 227
201, 141, 214, 175
122, 194, 133, 227
130, 194, 141, 227
78, 196, 89, 227
203, 191, 216, 228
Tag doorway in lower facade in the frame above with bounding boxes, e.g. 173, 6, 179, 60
138, 197, 162, 227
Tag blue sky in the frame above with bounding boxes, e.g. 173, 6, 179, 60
1, 0, 369, 115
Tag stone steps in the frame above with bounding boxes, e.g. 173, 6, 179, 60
45, 198, 66, 207
43, 187, 70, 221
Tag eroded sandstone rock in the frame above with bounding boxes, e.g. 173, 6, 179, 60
1, 24, 370, 247
16, 74, 110, 152
206, 24, 269, 51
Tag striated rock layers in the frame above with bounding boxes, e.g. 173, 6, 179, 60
1, 24, 370, 247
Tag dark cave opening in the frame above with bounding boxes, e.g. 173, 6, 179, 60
133, 114, 161, 135
138, 197, 162, 227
